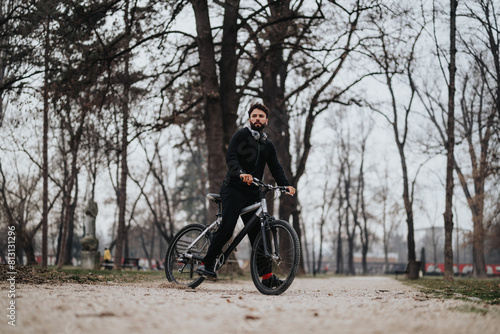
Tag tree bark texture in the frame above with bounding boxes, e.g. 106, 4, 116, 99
115, 54, 130, 270
397, 144, 416, 264
219, 0, 240, 150
57, 107, 86, 268
42, 16, 50, 268
443, 0, 457, 281
57, 150, 80, 268
190, 0, 226, 207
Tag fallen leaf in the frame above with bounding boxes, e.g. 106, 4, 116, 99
245, 315, 260, 320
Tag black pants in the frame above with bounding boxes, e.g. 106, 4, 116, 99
202, 185, 271, 276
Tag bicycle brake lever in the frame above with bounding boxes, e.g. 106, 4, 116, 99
251, 177, 264, 186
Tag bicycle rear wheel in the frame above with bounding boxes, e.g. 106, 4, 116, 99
165, 223, 210, 288
250, 220, 300, 295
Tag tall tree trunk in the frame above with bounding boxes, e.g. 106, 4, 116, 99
149, 218, 156, 268
56, 205, 64, 264
42, 20, 50, 268
472, 207, 486, 277
115, 59, 130, 270
336, 229, 343, 274
19, 230, 37, 265
125, 220, 130, 259
57, 150, 80, 269
42, 14, 50, 268
190, 0, 226, 206
64, 182, 78, 265
359, 139, 369, 275
382, 189, 389, 273
398, 144, 416, 264
336, 167, 344, 274
317, 219, 325, 274
443, 0, 457, 282
114, 0, 132, 270
56, 106, 87, 269
219, 0, 240, 149
455, 165, 488, 277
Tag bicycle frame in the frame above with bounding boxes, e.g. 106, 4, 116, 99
182, 194, 274, 264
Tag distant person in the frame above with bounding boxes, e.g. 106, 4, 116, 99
103, 247, 112, 270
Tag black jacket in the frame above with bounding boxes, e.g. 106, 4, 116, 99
224, 127, 290, 192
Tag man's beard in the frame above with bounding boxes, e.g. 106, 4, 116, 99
250, 122, 266, 132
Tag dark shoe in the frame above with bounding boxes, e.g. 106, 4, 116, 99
196, 264, 217, 279
262, 274, 284, 288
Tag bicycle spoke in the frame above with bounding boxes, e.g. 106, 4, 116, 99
250, 220, 300, 295
165, 224, 210, 288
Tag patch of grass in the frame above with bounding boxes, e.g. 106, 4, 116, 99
62, 266, 166, 283
0, 263, 165, 284
404, 276, 500, 305
0, 264, 249, 285
449, 305, 490, 315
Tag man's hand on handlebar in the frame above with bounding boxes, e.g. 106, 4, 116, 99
240, 174, 253, 185
241, 174, 296, 196
285, 186, 296, 196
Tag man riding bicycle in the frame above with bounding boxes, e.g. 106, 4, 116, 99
196, 103, 296, 287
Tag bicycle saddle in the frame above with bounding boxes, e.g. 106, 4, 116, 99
206, 193, 221, 203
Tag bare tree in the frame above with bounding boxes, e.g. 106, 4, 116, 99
315, 149, 340, 275
441, 0, 458, 282
459, 0, 500, 277
339, 132, 358, 275
42, 5, 51, 268
133, 134, 178, 245
363, 2, 424, 278
418, 0, 499, 278
453, 66, 495, 277
356, 128, 372, 275
375, 167, 403, 273
55, 102, 89, 268
0, 162, 41, 264
336, 160, 345, 274
188, 0, 227, 203
0, 160, 60, 264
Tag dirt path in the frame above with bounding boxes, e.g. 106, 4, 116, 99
2, 276, 499, 334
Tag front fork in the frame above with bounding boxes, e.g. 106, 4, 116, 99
260, 216, 280, 261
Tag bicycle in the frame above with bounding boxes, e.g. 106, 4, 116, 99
164, 178, 300, 295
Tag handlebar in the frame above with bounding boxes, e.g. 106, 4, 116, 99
252, 178, 290, 194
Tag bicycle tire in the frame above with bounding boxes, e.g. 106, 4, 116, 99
250, 220, 300, 295
165, 223, 209, 288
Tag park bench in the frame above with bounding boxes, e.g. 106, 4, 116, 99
395, 263, 409, 279
123, 257, 140, 270
101, 262, 114, 270
101, 258, 140, 270
395, 261, 422, 279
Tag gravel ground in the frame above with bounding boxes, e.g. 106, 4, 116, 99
1, 276, 499, 334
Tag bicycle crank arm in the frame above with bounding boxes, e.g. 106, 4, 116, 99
183, 253, 204, 262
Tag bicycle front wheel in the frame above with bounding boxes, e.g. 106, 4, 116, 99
250, 220, 300, 295
165, 223, 210, 288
